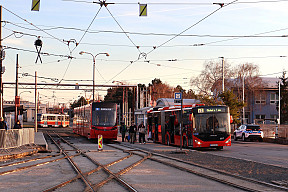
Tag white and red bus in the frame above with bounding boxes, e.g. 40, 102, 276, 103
73, 102, 118, 140
147, 105, 231, 150
37, 114, 70, 128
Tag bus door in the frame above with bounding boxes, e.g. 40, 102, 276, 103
169, 115, 175, 143
161, 111, 166, 143
153, 116, 159, 142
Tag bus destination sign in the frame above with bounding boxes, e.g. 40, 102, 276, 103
197, 107, 226, 113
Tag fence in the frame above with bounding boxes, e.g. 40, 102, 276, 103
0, 128, 35, 149
258, 124, 288, 139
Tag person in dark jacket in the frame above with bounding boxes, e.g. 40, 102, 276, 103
120, 122, 127, 142
0, 117, 7, 130
13, 120, 22, 129
138, 121, 146, 144
129, 123, 137, 144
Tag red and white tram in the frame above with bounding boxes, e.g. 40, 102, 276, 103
147, 105, 231, 150
73, 102, 118, 140
37, 114, 69, 128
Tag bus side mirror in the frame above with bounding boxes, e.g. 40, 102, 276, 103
230, 115, 233, 124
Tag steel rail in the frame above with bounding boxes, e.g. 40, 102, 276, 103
0, 154, 79, 176
0, 153, 61, 168
46, 132, 95, 192
112, 143, 288, 192
53, 132, 138, 192
44, 153, 134, 192
89, 151, 151, 192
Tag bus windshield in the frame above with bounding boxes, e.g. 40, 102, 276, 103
92, 108, 116, 127
194, 113, 230, 134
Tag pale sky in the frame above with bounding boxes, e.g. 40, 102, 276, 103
1, 0, 288, 105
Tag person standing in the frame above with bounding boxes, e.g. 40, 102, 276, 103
13, 120, 22, 129
120, 122, 127, 142
129, 123, 137, 144
0, 117, 7, 130
138, 121, 146, 144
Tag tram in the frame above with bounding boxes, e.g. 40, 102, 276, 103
37, 114, 69, 128
147, 105, 231, 150
73, 102, 118, 140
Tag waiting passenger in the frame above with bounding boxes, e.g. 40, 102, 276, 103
0, 117, 7, 130
13, 120, 22, 129
129, 123, 137, 144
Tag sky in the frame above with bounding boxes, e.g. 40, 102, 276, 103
1, 0, 288, 105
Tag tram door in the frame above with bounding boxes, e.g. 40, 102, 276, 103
169, 115, 175, 143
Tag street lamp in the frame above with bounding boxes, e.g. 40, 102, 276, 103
79, 51, 109, 102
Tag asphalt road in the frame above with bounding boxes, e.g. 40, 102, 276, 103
198, 140, 288, 168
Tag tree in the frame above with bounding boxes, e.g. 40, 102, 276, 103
190, 60, 234, 97
70, 96, 88, 109
219, 90, 245, 124
278, 71, 288, 124
149, 78, 174, 101
233, 63, 263, 97
104, 87, 123, 104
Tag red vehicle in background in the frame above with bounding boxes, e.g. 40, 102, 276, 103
147, 105, 231, 150
73, 102, 118, 140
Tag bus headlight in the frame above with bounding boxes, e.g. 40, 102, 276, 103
194, 140, 202, 145
225, 138, 231, 143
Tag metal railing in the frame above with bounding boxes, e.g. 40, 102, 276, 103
0, 128, 34, 149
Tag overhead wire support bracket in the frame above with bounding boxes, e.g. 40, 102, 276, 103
94, 0, 114, 7
213, 3, 224, 7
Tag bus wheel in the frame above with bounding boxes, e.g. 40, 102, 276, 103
166, 135, 170, 146
216, 146, 223, 150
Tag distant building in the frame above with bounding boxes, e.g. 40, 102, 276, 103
244, 77, 279, 124
4, 100, 47, 123
212, 77, 280, 124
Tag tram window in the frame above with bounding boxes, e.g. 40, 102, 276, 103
48, 116, 54, 120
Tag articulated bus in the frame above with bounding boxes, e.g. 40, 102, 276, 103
73, 102, 118, 140
37, 114, 69, 128
147, 105, 231, 150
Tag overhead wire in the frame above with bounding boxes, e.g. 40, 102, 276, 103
71, 5, 103, 53
2, 6, 68, 46
104, 0, 239, 84
61, 0, 288, 5
2, 6, 75, 85
104, 5, 142, 54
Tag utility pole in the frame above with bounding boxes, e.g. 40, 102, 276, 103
276, 81, 280, 139
0, 6, 3, 118
34, 71, 38, 132
15, 54, 19, 123
220, 57, 225, 92
242, 74, 245, 124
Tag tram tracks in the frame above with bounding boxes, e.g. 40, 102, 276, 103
45, 132, 143, 192
110, 142, 288, 192
1, 130, 287, 191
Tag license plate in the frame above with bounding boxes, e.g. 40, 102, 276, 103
210, 144, 218, 147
